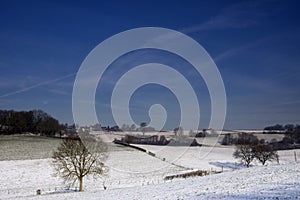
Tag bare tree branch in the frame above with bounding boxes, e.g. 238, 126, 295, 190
52, 137, 108, 191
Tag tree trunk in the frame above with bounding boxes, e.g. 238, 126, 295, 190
79, 177, 83, 191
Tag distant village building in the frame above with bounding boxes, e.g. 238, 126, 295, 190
124, 134, 168, 145
115, 134, 201, 146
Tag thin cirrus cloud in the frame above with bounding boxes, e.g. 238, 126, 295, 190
0, 0, 298, 129
48, 89, 70, 96
0, 72, 76, 98
213, 38, 267, 63
181, 1, 268, 33
0, 0, 270, 100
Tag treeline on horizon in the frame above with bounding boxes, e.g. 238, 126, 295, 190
264, 124, 300, 132
222, 124, 300, 150
0, 109, 65, 135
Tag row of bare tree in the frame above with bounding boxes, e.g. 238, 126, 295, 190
233, 134, 278, 167
0, 109, 64, 135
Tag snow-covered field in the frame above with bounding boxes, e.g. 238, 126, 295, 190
0, 136, 61, 160
17, 162, 300, 200
0, 136, 299, 199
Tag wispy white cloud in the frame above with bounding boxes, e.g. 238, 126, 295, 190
266, 100, 300, 107
48, 89, 70, 96
214, 31, 296, 63
181, 1, 270, 33
0, 99, 16, 106
213, 39, 264, 62
0, 72, 76, 98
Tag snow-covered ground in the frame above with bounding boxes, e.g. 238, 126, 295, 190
134, 144, 237, 170
1, 159, 299, 199
0, 136, 299, 199
0, 145, 185, 199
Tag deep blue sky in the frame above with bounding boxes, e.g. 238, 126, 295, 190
0, 0, 299, 130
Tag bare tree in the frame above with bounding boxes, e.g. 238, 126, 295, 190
52, 137, 108, 191
130, 124, 136, 131
140, 122, 147, 136
254, 144, 278, 165
232, 133, 261, 167
233, 144, 255, 167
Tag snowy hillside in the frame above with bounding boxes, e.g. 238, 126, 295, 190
0, 145, 299, 199
69, 162, 298, 200
2, 161, 299, 199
